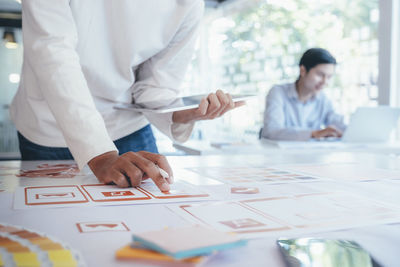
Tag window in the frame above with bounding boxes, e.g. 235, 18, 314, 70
0, 27, 22, 156
180, 0, 379, 142
0, 1, 391, 154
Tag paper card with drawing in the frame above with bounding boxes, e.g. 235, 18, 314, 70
22, 185, 89, 206
186, 166, 321, 186
137, 180, 210, 199
81, 184, 151, 202
14, 181, 216, 210
169, 191, 400, 239
280, 163, 400, 182
76, 221, 130, 233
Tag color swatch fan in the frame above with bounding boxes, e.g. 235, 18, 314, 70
0, 223, 85, 267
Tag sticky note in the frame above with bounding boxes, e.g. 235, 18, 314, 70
132, 225, 247, 259
116, 245, 205, 263
13, 252, 40, 267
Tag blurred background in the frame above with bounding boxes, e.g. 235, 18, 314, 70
1, 0, 398, 157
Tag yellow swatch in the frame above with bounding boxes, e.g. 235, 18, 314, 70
48, 250, 77, 267
13, 252, 40, 267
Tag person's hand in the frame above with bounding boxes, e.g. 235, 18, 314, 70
88, 151, 173, 192
172, 90, 245, 124
311, 125, 343, 139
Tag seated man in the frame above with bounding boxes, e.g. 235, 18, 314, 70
261, 48, 346, 141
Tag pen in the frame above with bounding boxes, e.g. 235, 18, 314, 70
122, 166, 169, 187
157, 165, 175, 184
156, 165, 172, 192
157, 165, 169, 179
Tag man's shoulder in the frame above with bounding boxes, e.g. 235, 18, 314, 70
269, 83, 294, 96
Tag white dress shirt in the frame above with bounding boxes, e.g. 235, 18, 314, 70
261, 83, 346, 141
10, 0, 204, 169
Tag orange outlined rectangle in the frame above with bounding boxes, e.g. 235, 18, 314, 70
24, 186, 88, 206
137, 187, 209, 199
237, 193, 391, 229
81, 184, 151, 202
76, 221, 130, 233
178, 202, 290, 234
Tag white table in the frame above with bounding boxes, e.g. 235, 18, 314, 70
1, 151, 400, 266
173, 139, 400, 158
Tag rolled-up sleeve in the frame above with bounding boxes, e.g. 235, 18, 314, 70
262, 87, 313, 141
132, 1, 204, 143
22, 1, 117, 169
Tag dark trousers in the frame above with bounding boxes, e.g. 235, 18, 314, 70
18, 124, 158, 160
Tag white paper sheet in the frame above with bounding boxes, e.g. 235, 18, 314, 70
186, 166, 323, 186
169, 191, 400, 239
281, 163, 400, 181
199, 182, 324, 202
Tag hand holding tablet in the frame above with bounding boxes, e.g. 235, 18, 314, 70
172, 90, 249, 124
114, 90, 255, 114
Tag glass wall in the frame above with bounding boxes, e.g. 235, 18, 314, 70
179, 0, 379, 142
0, 0, 383, 153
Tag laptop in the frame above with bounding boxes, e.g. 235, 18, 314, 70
264, 106, 400, 149
341, 106, 400, 143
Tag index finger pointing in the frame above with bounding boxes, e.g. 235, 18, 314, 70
137, 151, 174, 184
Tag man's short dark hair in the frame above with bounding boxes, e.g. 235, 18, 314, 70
299, 48, 336, 72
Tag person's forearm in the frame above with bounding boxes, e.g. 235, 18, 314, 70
22, 1, 117, 169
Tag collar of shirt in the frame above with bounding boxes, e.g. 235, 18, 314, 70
287, 82, 320, 104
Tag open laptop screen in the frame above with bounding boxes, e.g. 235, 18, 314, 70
342, 106, 400, 143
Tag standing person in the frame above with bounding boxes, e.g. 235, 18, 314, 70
261, 48, 345, 141
10, 1, 242, 191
